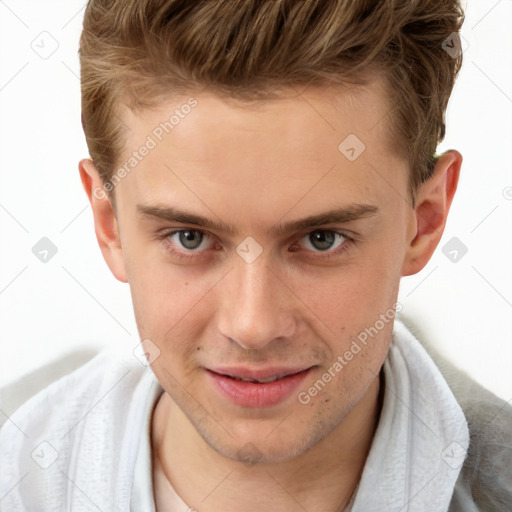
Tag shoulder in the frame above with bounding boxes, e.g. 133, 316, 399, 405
0, 347, 147, 438
400, 317, 512, 511
0, 347, 158, 510
445, 367, 512, 511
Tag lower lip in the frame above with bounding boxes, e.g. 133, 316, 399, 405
206, 368, 313, 408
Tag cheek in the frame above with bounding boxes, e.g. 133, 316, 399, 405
288, 257, 398, 333
125, 229, 213, 322
131, 277, 208, 337
127, 247, 229, 363
133, 281, 209, 388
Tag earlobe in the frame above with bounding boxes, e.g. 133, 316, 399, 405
78, 158, 128, 283
401, 150, 462, 277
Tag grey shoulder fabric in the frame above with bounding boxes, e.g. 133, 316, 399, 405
446, 366, 512, 512
401, 317, 512, 512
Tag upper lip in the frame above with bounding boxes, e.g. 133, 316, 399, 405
206, 366, 313, 381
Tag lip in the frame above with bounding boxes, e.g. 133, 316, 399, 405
206, 366, 314, 408
208, 366, 312, 381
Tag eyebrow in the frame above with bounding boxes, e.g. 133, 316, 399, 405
136, 203, 379, 236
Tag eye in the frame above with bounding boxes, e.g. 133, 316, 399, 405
169, 230, 212, 251
299, 230, 347, 252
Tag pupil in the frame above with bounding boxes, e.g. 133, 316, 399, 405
179, 230, 203, 249
310, 231, 334, 251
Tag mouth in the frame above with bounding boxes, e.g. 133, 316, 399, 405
205, 366, 315, 407
207, 366, 312, 381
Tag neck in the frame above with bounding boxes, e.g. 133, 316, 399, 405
152, 372, 382, 512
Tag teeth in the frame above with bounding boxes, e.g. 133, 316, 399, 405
257, 376, 279, 383
233, 375, 280, 383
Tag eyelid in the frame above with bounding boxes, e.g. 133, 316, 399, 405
299, 230, 347, 248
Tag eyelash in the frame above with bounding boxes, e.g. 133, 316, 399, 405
158, 229, 355, 262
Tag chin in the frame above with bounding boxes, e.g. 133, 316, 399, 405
197, 419, 330, 466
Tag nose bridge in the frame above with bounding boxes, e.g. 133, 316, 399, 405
218, 254, 294, 349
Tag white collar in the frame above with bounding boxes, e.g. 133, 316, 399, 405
131, 319, 468, 512
349, 319, 469, 511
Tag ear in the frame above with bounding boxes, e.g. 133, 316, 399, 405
79, 158, 128, 283
401, 149, 462, 276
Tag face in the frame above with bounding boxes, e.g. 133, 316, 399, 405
82, 78, 457, 464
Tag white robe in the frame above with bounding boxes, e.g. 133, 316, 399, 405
0, 320, 484, 511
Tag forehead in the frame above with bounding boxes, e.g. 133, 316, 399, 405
121, 77, 394, 155
115, 78, 407, 226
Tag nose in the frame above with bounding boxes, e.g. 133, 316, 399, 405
216, 254, 296, 351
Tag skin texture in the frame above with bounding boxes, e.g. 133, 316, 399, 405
79, 77, 461, 511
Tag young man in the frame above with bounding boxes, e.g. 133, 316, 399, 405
1, 1, 511, 511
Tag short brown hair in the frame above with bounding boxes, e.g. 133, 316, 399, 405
79, 0, 465, 205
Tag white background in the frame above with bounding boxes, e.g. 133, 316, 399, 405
0, 1, 511, 401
